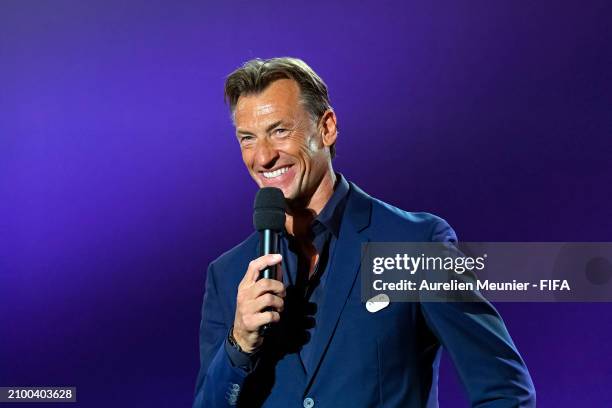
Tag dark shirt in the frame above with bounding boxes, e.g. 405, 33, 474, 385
225, 173, 350, 373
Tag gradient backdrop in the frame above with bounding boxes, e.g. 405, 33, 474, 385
1, 1, 611, 406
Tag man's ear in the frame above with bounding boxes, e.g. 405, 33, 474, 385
319, 110, 338, 148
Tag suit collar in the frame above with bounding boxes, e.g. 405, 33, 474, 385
343, 182, 372, 233
314, 173, 350, 238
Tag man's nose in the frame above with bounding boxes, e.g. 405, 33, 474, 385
254, 138, 279, 168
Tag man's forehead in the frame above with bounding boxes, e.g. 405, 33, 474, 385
234, 79, 302, 123
235, 101, 279, 120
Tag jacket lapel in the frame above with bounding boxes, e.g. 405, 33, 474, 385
303, 183, 372, 388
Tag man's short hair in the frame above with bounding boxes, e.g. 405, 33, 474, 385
224, 57, 336, 158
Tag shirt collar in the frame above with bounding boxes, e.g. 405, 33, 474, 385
312, 172, 350, 238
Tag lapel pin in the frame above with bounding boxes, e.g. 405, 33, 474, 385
366, 294, 390, 313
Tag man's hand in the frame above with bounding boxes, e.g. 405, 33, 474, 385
232, 254, 285, 353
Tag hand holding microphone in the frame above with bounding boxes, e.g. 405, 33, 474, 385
231, 188, 286, 353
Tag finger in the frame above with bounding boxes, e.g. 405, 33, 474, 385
252, 278, 286, 298
241, 254, 283, 286
251, 310, 281, 327
254, 293, 284, 313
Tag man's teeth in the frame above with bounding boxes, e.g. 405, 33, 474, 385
263, 167, 289, 179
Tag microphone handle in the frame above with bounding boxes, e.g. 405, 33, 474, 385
258, 229, 279, 279
258, 229, 279, 335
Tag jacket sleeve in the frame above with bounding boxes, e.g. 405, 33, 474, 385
421, 218, 536, 407
192, 263, 249, 408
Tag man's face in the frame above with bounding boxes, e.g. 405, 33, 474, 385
234, 79, 331, 202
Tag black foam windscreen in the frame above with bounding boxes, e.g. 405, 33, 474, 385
253, 187, 286, 231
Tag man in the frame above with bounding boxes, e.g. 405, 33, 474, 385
193, 57, 535, 407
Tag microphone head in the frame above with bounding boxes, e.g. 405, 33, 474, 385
253, 187, 286, 231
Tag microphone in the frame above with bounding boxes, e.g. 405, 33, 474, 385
253, 187, 286, 335
253, 187, 286, 280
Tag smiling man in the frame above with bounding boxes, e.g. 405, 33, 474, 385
193, 57, 535, 407
234, 76, 338, 227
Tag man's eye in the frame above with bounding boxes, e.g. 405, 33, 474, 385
274, 128, 288, 136
240, 135, 254, 143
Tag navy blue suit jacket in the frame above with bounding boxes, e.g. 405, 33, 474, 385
193, 182, 535, 407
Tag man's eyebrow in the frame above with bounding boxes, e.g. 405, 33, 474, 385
236, 121, 287, 136
262, 120, 285, 134
236, 128, 254, 136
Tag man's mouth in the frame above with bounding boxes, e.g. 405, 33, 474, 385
257, 165, 295, 190
262, 166, 291, 179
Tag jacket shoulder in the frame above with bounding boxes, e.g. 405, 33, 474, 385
366, 193, 457, 242
208, 232, 259, 281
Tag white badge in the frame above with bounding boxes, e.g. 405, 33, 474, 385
366, 294, 390, 313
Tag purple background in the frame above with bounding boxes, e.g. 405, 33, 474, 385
1, 1, 611, 406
